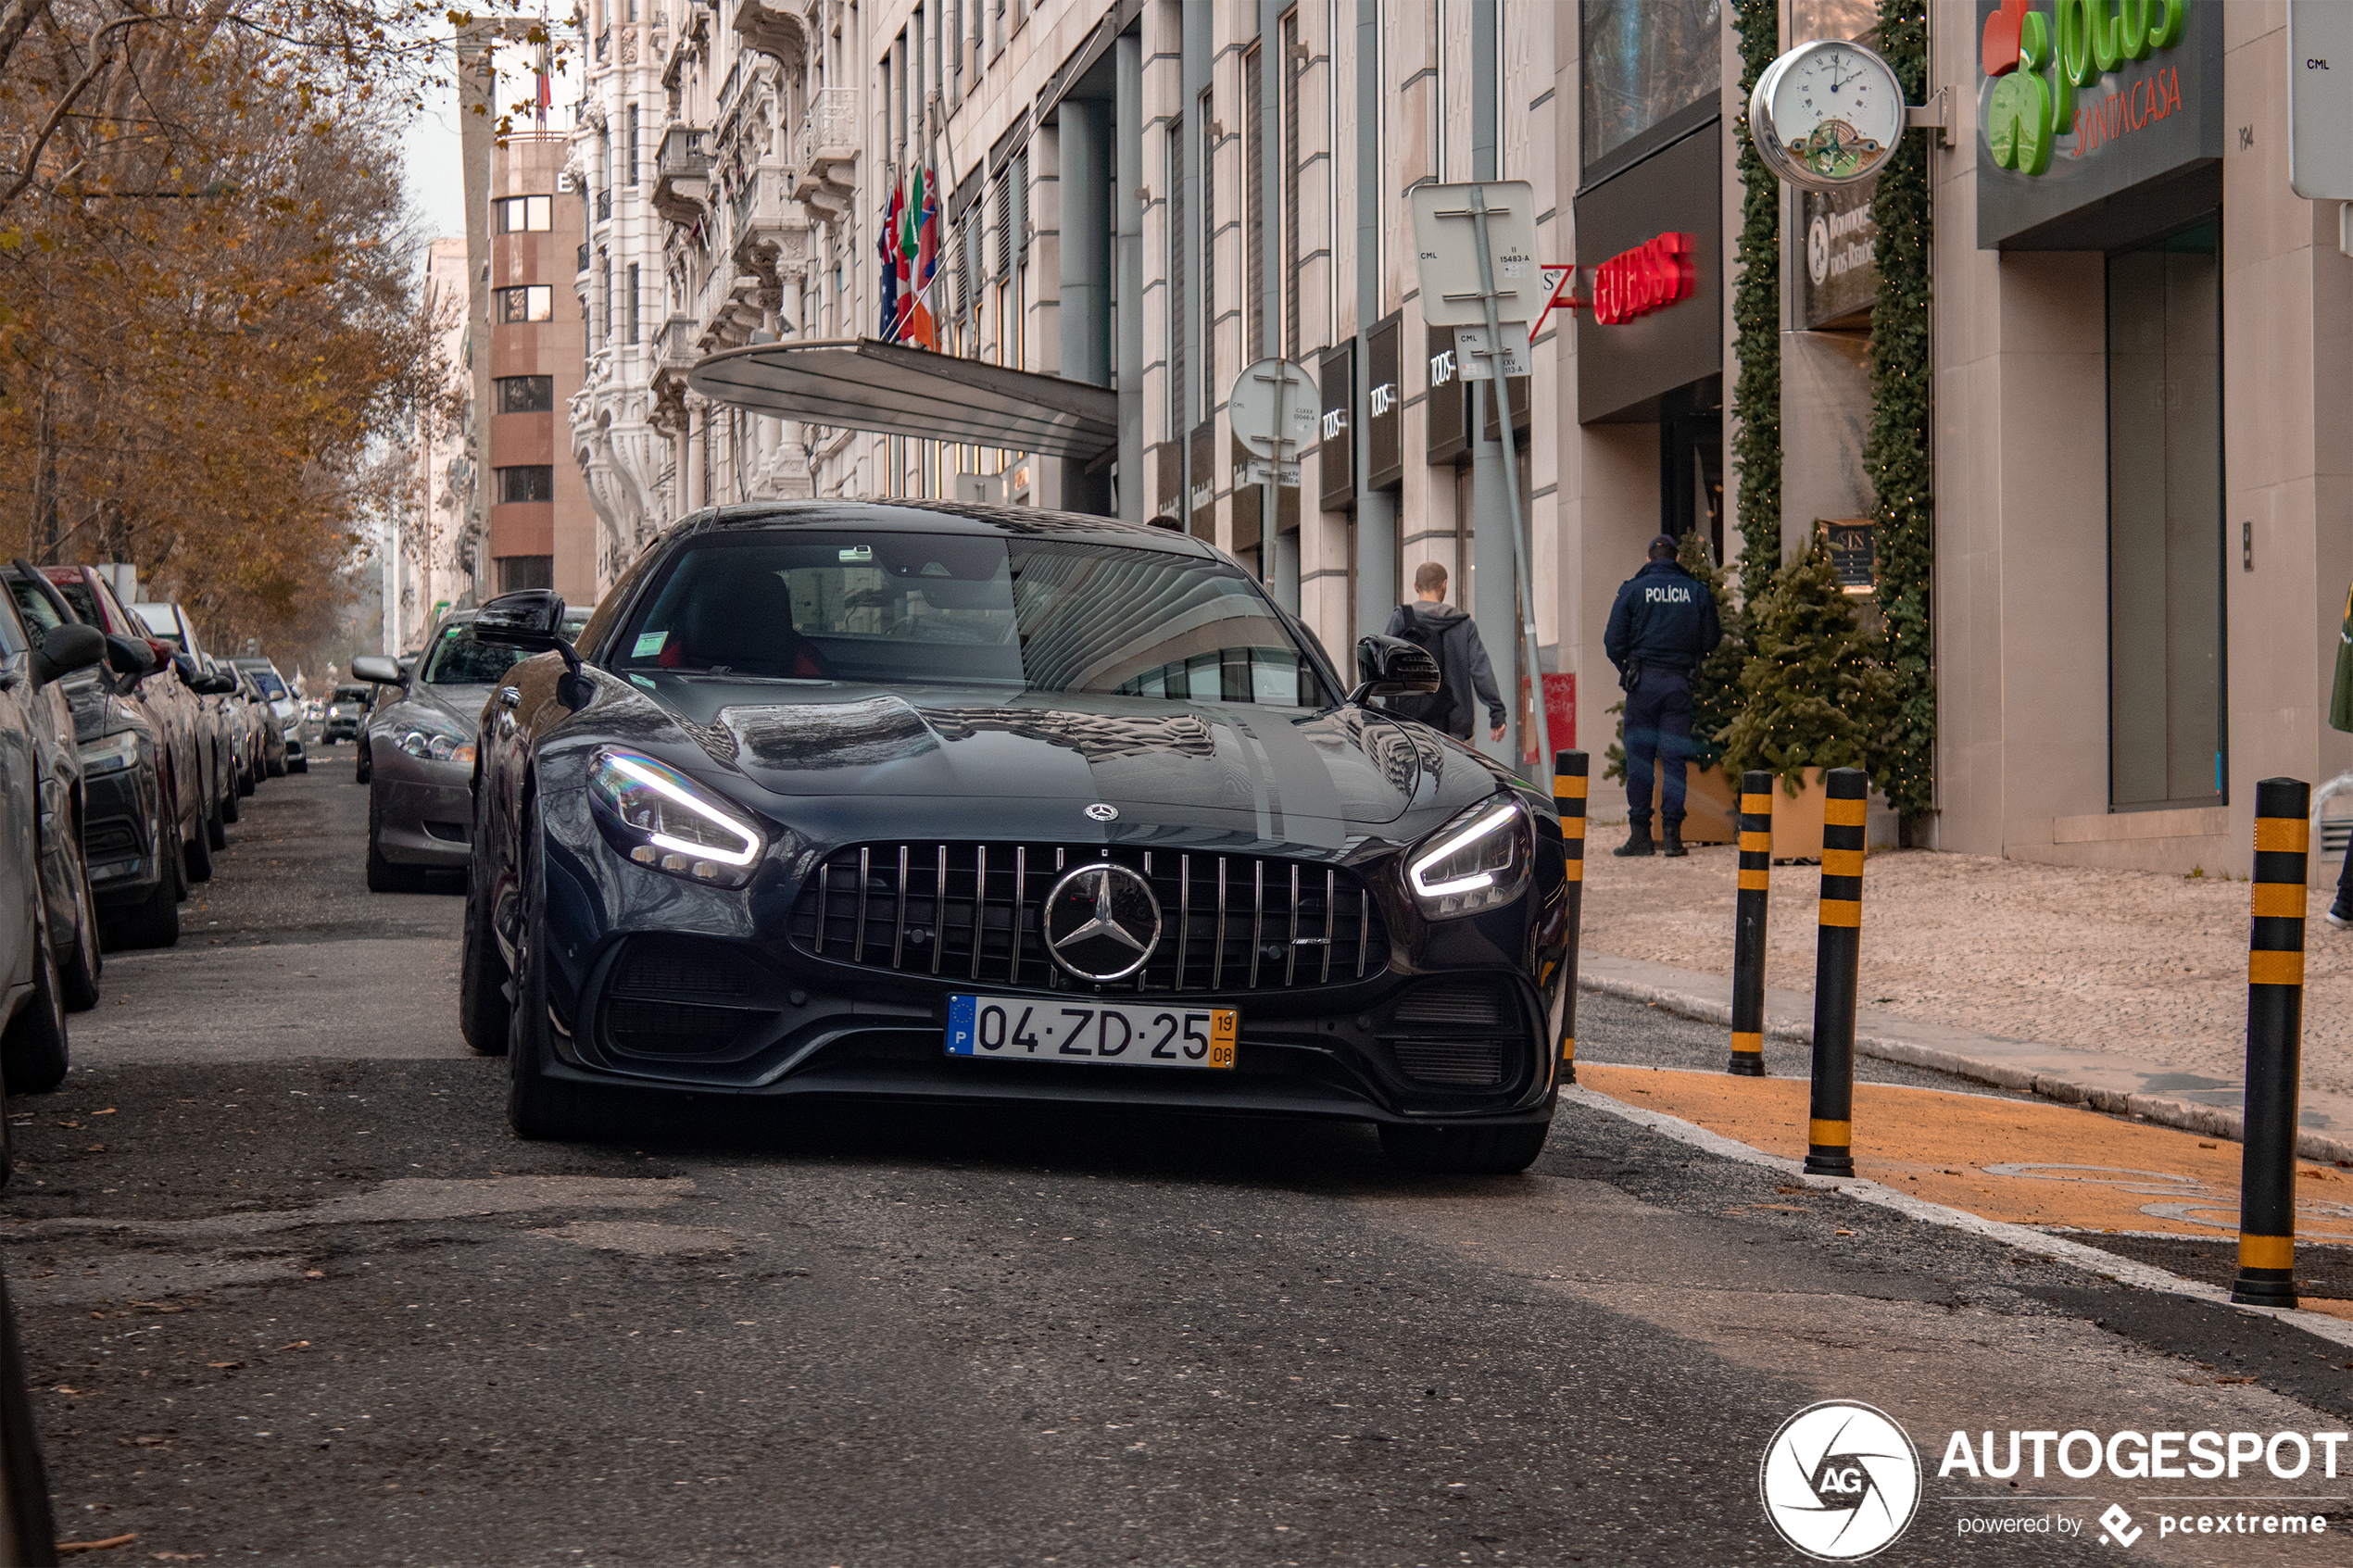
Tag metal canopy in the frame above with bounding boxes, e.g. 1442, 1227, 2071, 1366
686, 337, 1118, 462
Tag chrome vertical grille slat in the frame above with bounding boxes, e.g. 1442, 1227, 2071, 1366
787, 842, 1390, 994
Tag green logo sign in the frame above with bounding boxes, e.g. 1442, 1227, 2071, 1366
1982, 0, 2186, 176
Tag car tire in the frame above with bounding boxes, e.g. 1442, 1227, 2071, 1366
236, 762, 254, 798
183, 811, 213, 884
508, 797, 610, 1141
1378, 1120, 1551, 1174
288, 755, 308, 774
459, 861, 511, 1056
104, 857, 181, 950
364, 786, 425, 895
354, 741, 371, 785
1, 925, 70, 1096
219, 776, 239, 825
268, 751, 287, 779
0, 1264, 61, 1546
57, 857, 100, 1013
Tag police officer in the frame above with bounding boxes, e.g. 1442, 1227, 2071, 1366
1604, 533, 1722, 859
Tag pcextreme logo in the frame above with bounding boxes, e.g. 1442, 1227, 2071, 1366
1982, 0, 2188, 176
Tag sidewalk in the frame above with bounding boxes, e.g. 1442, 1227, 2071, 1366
1575, 837, 2353, 1152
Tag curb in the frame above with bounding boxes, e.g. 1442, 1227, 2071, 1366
1579, 972, 2353, 1168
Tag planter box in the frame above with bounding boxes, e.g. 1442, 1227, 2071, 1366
1627, 764, 1898, 855
1631, 761, 1738, 845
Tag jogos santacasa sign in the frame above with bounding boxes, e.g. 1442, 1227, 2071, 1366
1975, 0, 2221, 249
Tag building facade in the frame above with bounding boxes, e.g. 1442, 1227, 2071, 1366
387, 236, 477, 655
558, 0, 2352, 882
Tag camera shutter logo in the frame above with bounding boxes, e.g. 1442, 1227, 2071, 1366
1759, 1400, 1921, 1561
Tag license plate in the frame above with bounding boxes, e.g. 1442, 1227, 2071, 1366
946, 996, 1237, 1069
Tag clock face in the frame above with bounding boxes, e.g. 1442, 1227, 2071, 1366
1766, 41, 1903, 186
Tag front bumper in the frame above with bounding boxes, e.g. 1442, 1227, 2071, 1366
523, 795, 1571, 1129
371, 740, 475, 866
82, 762, 166, 906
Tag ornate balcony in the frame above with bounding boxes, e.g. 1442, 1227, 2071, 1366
792, 86, 857, 220
650, 124, 711, 225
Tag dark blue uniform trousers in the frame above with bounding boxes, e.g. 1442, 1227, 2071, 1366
1623, 667, 1694, 828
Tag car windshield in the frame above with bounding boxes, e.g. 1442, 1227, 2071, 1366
615, 531, 1330, 707
54, 582, 104, 628
422, 624, 524, 685
4, 576, 63, 633
248, 671, 286, 698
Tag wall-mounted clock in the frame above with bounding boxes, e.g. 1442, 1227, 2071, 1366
1751, 39, 1906, 190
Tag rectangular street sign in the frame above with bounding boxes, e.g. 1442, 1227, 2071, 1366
1453, 321, 1532, 380
1408, 181, 1541, 326
2291, 1, 2353, 199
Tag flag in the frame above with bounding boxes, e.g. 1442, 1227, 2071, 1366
907, 171, 940, 349
876, 184, 901, 337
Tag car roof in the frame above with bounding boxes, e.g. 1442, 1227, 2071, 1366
679, 499, 1219, 558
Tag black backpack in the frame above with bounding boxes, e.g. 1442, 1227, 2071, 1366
1385, 607, 1461, 734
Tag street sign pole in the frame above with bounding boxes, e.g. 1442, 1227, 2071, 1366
1461, 185, 1551, 775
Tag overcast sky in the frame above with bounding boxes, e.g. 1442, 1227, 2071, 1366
400, 40, 581, 247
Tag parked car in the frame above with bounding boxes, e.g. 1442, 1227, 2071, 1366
232, 658, 304, 774
132, 603, 237, 868
32, 566, 206, 924
354, 609, 587, 893
321, 682, 372, 746
0, 580, 107, 1091
461, 504, 1570, 1170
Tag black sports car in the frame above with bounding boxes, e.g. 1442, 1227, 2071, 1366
462, 502, 1572, 1172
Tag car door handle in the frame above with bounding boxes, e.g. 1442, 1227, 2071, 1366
497, 687, 521, 709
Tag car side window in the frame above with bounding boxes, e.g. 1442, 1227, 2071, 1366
5, 577, 62, 636
0, 589, 28, 658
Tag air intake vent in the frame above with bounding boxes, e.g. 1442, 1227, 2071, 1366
785, 843, 1389, 994
1390, 980, 1504, 1027
613, 937, 756, 998
606, 998, 766, 1056
602, 935, 774, 1059
1390, 1038, 1505, 1087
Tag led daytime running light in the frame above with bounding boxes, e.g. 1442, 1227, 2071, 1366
1409, 800, 1520, 897
598, 752, 761, 869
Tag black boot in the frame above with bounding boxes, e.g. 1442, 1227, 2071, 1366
1613, 822, 1655, 858
1661, 821, 1687, 858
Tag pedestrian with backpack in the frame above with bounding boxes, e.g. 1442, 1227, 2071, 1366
1383, 563, 1507, 744
1604, 533, 1723, 859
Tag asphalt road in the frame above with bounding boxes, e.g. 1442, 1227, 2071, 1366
7, 758, 2352, 1565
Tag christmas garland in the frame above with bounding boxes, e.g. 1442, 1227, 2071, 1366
1863, 0, 1935, 821
1730, 0, 1781, 614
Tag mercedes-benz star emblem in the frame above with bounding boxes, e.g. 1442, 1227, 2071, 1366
1084, 802, 1119, 822
1042, 861, 1162, 982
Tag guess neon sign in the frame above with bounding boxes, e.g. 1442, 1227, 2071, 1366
1591, 232, 1697, 325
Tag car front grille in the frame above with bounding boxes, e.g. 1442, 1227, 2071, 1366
601, 936, 776, 1058
1381, 977, 1517, 1088
1390, 1037, 1506, 1086
785, 843, 1389, 994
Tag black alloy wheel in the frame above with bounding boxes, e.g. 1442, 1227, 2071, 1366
362, 784, 426, 895
1377, 1121, 1553, 1175
104, 815, 182, 950
182, 802, 214, 884
0, 912, 70, 1095
507, 796, 610, 1141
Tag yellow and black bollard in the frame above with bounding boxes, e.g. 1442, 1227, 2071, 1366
2233, 776, 2309, 1309
1554, 750, 1587, 1085
1729, 769, 1773, 1076
1804, 768, 1869, 1178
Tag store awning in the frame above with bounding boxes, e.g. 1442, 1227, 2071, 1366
686, 337, 1119, 463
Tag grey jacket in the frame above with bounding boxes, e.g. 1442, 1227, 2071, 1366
1382, 601, 1505, 741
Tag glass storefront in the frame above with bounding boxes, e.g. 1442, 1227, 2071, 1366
1579, 0, 1720, 172
2108, 220, 2223, 810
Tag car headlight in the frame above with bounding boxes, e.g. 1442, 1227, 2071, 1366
396, 727, 475, 766
1405, 797, 1532, 919
78, 729, 145, 777
587, 748, 764, 887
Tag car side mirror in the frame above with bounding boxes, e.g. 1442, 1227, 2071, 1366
105, 633, 156, 681
201, 671, 237, 696
474, 588, 583, 676
30, 623, 107, 689
349, 655, 406, 686
1347, 633, 1441, 706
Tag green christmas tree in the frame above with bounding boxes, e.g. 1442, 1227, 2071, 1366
1678, 531, 1746, 771
1721, 534, 1893, 792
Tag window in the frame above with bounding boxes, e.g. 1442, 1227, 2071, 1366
1168, 109, 1185, 439
1200, 96, 1216, 422
1579, 0, 1720, 173
497, 557, 555, 594
1283, 8, 1301, 359
495, 285, 553, 324
2108, 220, 2224, 810
1244, 42, 1264, 365
496, 195, 554, 232
497, 466, 556, 504
497, 375, 555, 414
626, 104, 640, 186
627, 263, 641, 344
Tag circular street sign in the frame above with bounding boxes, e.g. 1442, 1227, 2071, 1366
1750, 39, 1906, 191
1226, 358, 1320, 461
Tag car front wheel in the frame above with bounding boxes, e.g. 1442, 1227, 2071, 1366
507, 798, 611, 1141
0, 922, 69, 1096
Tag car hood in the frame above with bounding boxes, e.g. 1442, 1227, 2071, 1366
622, 676, 1441, 827
397, 682, 497, 734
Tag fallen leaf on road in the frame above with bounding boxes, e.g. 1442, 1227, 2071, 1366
55, 1534, 136, 1554
84, 1145, 105, 1153
204, 1361, 242, 1370
53, 1386, 79, 1395
94, 1109, 116, 1116
280, 1341, 308, 1349
303, 1270, 324, 1278
55, 1122, 80, 1129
